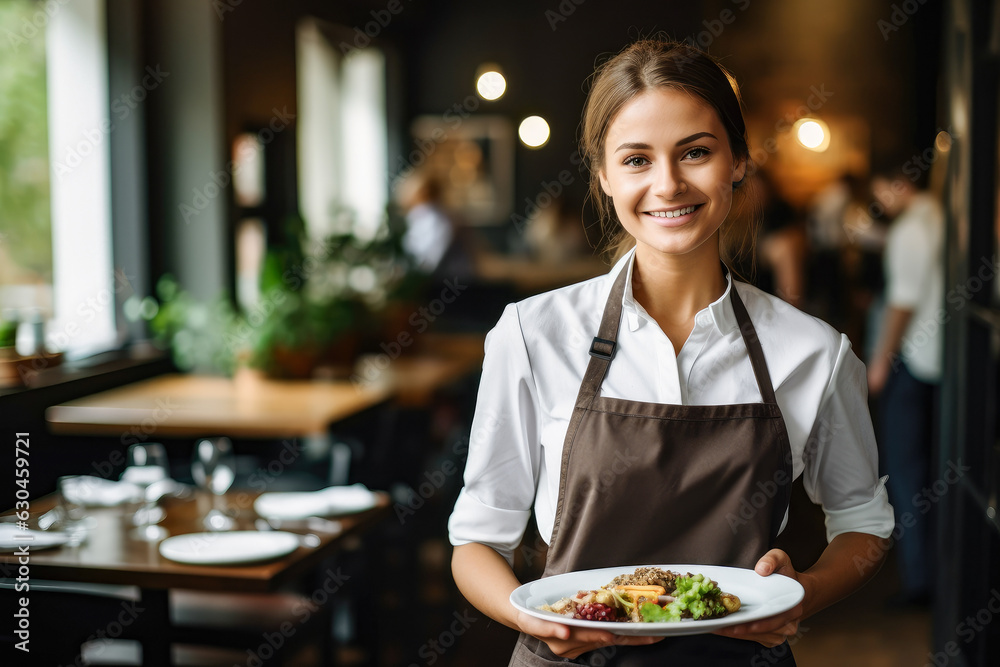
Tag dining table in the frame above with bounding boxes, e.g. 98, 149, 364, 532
1, 487, 392, 665
9, 334, 487, 663
44, 333, 487, 438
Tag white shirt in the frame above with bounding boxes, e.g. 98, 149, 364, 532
448, 249, 895, 564
884, 193, 945, 383
402, 202, 454, 273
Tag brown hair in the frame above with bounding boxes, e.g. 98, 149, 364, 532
580, 39, 758, 267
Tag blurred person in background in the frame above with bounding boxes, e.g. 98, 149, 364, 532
805, 173, 859, 330
867, 164, 944, 607
752, 169, 807, 309
842, 198, 889, 370
394, 169, 476, 279
523, 194, 591, 263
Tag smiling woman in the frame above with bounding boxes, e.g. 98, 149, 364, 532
597, 90, 744, 264
448, 38, 894, 667
581, 40, 756, 270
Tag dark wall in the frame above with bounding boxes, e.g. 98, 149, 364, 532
217, 0, 708, 246
401, 1, 707, 237
216, 0, 936, 248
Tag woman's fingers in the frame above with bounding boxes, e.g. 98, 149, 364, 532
754, 548, 796, 578
516, 612, 571, 640
720, 549, 807, 646
714, 602, 803, 646
516, 611, 663, 659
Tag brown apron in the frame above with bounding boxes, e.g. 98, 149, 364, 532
510, 266, 796, 666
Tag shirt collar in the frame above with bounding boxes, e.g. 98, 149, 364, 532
613, 246, 739, 334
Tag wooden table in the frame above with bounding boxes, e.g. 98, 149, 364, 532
1, 490, 391, 663
28, 339, 485, 661
44, 338, 486, 438
7, 491, 389, 591
44, 373, 392, 438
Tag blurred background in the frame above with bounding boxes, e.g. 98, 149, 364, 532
0, 0, 998, 665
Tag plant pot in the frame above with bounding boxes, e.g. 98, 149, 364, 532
263, 333, 361, 380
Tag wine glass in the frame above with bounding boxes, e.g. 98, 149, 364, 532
122, 443, 170, 541
191, 437, 236, 531
55, 475, 98, 543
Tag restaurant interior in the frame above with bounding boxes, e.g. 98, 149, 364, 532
0, 0, 998, 665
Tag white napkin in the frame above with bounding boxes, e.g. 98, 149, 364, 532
62, 475, 143, 507
0, 523, 73, 552
254, 484, 377, 520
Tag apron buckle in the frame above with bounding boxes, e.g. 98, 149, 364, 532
589, 337, 616, 361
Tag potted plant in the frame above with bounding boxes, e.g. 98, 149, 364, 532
138, 207, 418, 379
247, 210, 421, 379
144, 275, 242, 376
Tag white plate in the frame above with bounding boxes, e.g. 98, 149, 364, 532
0, 524, 73, 552
158, 531, 301, 565
510, 564, 805, 637
253, 484, 378, 520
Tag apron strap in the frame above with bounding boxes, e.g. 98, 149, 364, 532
550, 265, 628, 549
727, 281, 780, 406
573, 264, 629, 408
726, 276, 792, 542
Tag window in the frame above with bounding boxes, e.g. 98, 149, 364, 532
0, 0, 52, 349
0, 0, 115, 359
295, 18, 388, 241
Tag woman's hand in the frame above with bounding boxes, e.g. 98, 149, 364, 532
713, 549, 807, 647
516, 610, 663, 659
453, 544, 663, 659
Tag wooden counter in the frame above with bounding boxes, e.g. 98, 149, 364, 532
45, 334, 486, 438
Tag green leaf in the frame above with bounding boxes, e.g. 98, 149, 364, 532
640, 575, 726, 622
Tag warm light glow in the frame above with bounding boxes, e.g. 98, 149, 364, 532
935, 130, 952, 153
518, 116, 550, 148
476, 70, 506, 100
794, 118, 829, 151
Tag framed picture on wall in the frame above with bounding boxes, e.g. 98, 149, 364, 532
405, 115, 514, 226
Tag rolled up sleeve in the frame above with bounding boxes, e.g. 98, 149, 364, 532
448, 490, 533, 566
448, 303, 541, 565
803, 334, 896, 542
823, 475, 893, 540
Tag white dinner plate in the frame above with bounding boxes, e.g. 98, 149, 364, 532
0, 524, 74, 552
253, 484, 378, 520
510, 564, 805, 637
158, 531, 301, 565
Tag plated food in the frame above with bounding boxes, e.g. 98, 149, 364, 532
511, 564, 804, 637
537, 566, 741, 624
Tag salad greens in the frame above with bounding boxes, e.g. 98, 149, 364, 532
639, 573, 727, 622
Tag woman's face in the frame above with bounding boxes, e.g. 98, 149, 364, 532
599, 87, 745, 262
